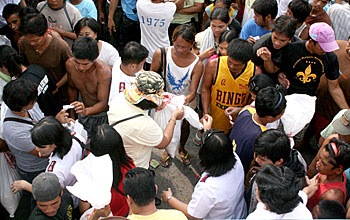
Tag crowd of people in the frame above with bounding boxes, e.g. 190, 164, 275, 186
0, 0, 350, 219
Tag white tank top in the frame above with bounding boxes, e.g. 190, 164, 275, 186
165, 46, 199, 96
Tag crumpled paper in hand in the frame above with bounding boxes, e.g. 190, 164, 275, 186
67, 154, 113, 209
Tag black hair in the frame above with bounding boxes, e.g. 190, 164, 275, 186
172, 24, 196, 44
18, 6, 39, 19
72, 36, 99, 61
134, 99, 158, 110
31, 116, 73, 159
210, 7, 230, 24
252, 0, 278, 20
219, 29, 238, 43
227, 38, 253, 63
214, 0, 233, 9
324, 138, 350, 170
3, 78, 37, 112
288, 0, 311, 24
255, 87, 286, 117
90, 125, 134, 194
121, 41, 148, 65
74, 17, 101, 40
316, 200, 346, 219
19, 13, 47, 36
256, 164, 303, 214
248, 74, 275, 95
0, 45, 24, 77
254, 129, 291, 163
123, 167, 156, 207
2, 4, 20, 20
272, 15, 297, 39
199, 129, 237, 177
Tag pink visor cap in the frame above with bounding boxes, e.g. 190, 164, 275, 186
309, 22, 339, 52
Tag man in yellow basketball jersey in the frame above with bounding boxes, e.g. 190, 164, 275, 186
201, 38, 255, 134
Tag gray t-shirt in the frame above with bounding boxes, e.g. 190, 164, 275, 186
3, 103, 48, 172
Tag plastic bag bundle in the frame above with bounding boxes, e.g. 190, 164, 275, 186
67, 154, 113, 209
281, 94, 316, 141
151, 93, 203, 158
0, 152, 22, 217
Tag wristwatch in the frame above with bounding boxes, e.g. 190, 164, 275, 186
167, 195, 173, 203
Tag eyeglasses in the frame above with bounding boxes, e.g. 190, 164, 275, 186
201, 130, 224, 146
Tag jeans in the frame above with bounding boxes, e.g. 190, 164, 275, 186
119, 14, 141, 51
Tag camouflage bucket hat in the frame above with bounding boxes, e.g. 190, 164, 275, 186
125, 71, 164, 106
135, 71, 164, 94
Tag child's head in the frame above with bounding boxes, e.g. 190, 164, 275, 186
317, 138, 350, 175
254, 129, 291, 167
255, 87, 286, 123
218, 30, 238, 56
312, 200, 346, 219
248, 74, 275, 100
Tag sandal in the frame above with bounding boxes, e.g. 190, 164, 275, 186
192, 132, 201, 146
179, 150, 191, 166
160, 151, 170, 168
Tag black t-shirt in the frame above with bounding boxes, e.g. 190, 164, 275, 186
29, 189, 73, 220
20, 64, 60, 116
252, 33, 300, 71
278, 41, 339, 95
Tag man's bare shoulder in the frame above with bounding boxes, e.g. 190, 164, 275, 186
65, 57, 76, 71
95, 60, 112, 79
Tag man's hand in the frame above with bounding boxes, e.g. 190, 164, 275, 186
161, 188, 173, 203
71, 101, 87, 116
56, 108, 71, 124
98, 11, 105, 24
88, 205, 111, 220
201, 114, 213, 131
171, 106, 184, 120
278, 72, 290, 89
108, 18, 116, 35
11, 180, 30, 194
247, 36, 256, 45
257, 47, 272, 61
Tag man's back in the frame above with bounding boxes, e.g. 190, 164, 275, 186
108, 94, 163, 168
327, 3, 350, 41
137, 0, 176, 64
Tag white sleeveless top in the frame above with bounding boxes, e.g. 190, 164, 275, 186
165, 46, 199, 96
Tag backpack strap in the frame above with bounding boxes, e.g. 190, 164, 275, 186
63, 3, 74, 31
38, 2, 48, 13
110, 114, 144, 127
4, 117, 34, 126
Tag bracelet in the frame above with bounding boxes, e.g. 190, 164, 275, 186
168, 118, 176, 124
167, 195, 173, 203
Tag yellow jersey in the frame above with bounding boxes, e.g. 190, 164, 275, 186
209, 56, 255, 133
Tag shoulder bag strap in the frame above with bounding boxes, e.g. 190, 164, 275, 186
63, 3, 74, 31
110, 114, 144, 127
4, 117, 34, 126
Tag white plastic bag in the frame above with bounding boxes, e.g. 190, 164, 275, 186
67, 154, 113, 209
151, 93, 203, 158
281, 94, 316, 138
0, 152, 22, 217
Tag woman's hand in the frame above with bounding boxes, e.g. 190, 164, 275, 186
201, 114, 213, 131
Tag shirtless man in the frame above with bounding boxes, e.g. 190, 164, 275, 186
66, 36, 112, 136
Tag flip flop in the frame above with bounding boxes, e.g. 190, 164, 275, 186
192, 132, 201, 146
179, 151, 191, 166
160, 152, 170, 168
